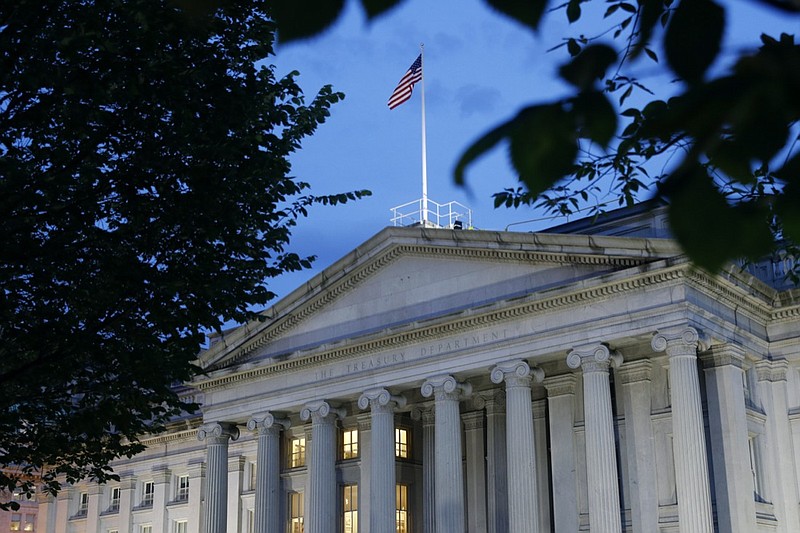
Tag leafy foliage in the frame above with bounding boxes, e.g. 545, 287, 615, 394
0, 0, 367, 505
272, 0, 800, 280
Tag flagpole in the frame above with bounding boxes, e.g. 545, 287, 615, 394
420, 43, 429, 225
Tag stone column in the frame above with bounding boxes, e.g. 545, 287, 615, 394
421, 407, 436, 533
152, 466, 171, 533
357, 413, 373, 529
757, 359, 800, 532
462, 410, 488, 533
616, 359, 659, 533
652, 328, 713, 532
484, 391, 508, 533
701, 345, 756, 533
197, 422, 240, 533
532, 399, 551, 532
543, 374, 579, 533
300, 400, 345, 533
490, 360, 544, 533
359, 388, 406, 533
247, 412, 290, 533
187, 460, 205, 533
567, 344, 623, 533
421, 375, 471, 533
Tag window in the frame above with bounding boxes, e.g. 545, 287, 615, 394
174, 520, 188, 533
10, 514, 21, 531
749, 434, 767, 502
289, 436, 306, 468
140, 525, 153, 533
78, 492, 89, 515
23, 514, 35, 531
342, 485, 358, 533
249, 462, 257, 491
395, 428, 409, 459
109, 486, 121, 512
247, 508, 255, 533
341, 429, 358, 460
396, 484, 409, 533
288, 492, 304, 533
141, 481, 154, 507
176, 475, 189, 501
108, 530, 120, 533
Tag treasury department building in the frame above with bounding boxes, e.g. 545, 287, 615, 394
38, 205, 800, 533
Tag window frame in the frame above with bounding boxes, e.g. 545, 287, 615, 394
288, 491, 304, 533
109, 486, 121, 512
340, 428, 359, 460
395, 427, 411, 459
341, 484, 358, 533
287, 435, 306, 469
141, 480, 155, 507
396, 484, 409, 533
175, 474, 190, 501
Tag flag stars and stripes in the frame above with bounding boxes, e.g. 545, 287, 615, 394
388, 54, 423, 110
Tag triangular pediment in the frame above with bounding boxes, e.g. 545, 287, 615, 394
198, 226, 682, 372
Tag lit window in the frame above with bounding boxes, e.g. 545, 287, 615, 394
176, 475, 189, 501
141, 481, 154, 507
396, 484, 409, 533
174, 519, 188, 533
341, 429, 359, 459
342, 485, 358, 533
288, 492, 304, 533
395, 428, 409, 459
10, 514, 21, 531
109, 487, 121, 512
289, 437, 306, 468
23, 514, 34, 531
78, 492, 89, 515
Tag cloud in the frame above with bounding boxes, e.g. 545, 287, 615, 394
455, 84, 502, 117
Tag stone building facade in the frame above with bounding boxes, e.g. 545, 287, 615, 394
39, 205, 800, 533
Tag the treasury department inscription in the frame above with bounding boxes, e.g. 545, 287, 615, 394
312, 328, 508, 382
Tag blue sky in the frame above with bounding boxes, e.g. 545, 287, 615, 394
261, 0, 796, 302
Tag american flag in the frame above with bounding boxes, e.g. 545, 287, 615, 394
388, 55, 423, 110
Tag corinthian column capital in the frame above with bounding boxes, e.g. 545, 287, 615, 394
197, 422, 240, 443
567, 344, 622, 373
358, 387, 407, 412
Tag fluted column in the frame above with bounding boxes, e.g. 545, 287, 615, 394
248, 412, 290, 533
756, 359, 800, 532
701, 345, 755, 533
616, 360, 658, 533
197, 422, 239, 533
567, 345, 623, 533
652, 328, 713, 532
543, 374, 579, 533
490, 360, 543, 533
421, 407, 436, 533
421, 375, 471, 533
483, 391, 508, 533
359, 388, 407, 533
300, 400, 345, 533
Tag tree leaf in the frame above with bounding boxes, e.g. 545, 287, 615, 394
454, 120, 515, 185
360, 0, 404, 20
508, 104, 578, 196
271, 0, 346, 43
664, 0, 725, 84
484, 0, 549, 31
572, 91, 617, 147
567, 0, 582, 23
559, 44, 618, 90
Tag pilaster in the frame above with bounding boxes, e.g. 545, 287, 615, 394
186, 459, 205, 533
483, 390, 508, 533
700, 344, 756, 533
543, 374, 579, 533
152, 465, 171, 533
652, 327, 714, 532
462, 410, 488, 533
421, 406, 436, 533
567, 344, 623, 533
357, 412, 373, 530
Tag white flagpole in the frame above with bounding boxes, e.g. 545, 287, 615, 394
420, 43, 429, 225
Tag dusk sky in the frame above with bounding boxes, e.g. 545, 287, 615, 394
260, 0, 796, 302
